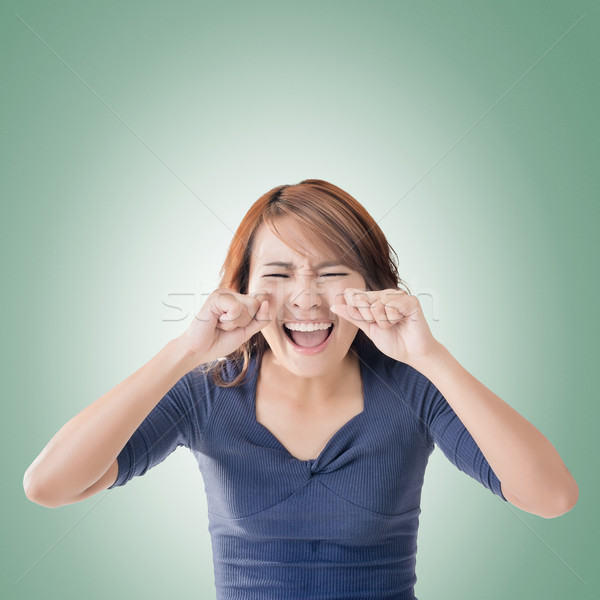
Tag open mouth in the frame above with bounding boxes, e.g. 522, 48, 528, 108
283, 322, 334, 349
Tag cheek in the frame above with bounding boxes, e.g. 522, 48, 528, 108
257, 278, 287, 303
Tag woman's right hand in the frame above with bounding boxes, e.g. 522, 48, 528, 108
178, 288, 271, 365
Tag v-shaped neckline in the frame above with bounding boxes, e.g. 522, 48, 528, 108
250, 349, 368, 464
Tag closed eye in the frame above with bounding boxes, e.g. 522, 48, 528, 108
263, 272, 348, 279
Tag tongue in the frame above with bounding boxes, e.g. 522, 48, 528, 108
290, 328, 329, 348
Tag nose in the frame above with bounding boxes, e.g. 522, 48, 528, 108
289, 276, 322, 312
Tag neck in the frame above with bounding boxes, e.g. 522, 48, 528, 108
260, 349, 360, 406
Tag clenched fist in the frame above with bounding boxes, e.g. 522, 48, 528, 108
179, 288, 271, 365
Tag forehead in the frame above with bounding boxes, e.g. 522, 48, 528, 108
250, 219, 338, 267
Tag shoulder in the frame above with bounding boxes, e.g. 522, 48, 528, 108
356, 339, 444, 417
355, 338, 436, 447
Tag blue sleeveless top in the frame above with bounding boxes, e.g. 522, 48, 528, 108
109, 341, 506, 599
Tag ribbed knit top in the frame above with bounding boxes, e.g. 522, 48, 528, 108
109, 340, 506, 599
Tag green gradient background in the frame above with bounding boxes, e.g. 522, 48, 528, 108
2, 1, 598, 598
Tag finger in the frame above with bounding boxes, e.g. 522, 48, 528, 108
248, 292, 273, 323
382, 292, 419, 321
242, 300, 271, 336
343, 288, 379, 304
370, 299, 395, 329
214, 300, 270, 352
330, 302, 371, 335
248, 289, 271, 305
215, 290, 241, 316
195, 289, 234, 325
219, 291, 272, 331
224, 299, 271, 339
218, 300, 244, 328
217, 290, 269, 331
214, 291, 255, 331
344, 288, 376, 324
384, 303, 403, 324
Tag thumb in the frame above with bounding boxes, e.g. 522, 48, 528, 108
242, 300, 271, 338
255, 299, 271, 324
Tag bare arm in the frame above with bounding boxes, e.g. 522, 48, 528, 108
23, 289, 270, 508
410, 342, 579, 519
23, 336, 199, 508
332, 289, 578, 518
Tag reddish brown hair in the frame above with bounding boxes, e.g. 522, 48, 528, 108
205, 179, 410, 387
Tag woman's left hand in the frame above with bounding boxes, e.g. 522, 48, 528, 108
330, 288, 440, 365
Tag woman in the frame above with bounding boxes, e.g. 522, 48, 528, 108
24, 179, 578, 599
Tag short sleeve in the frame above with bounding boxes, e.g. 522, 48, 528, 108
108, 367, 213, 489
390, 358, 507, 501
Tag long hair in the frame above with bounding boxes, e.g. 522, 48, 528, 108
205, 179, 410, 387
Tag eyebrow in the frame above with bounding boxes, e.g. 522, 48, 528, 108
261, 260, 345, 269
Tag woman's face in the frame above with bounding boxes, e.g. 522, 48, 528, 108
246, 217, 367, 378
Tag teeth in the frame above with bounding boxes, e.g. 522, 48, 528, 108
284, 322, 333, 332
